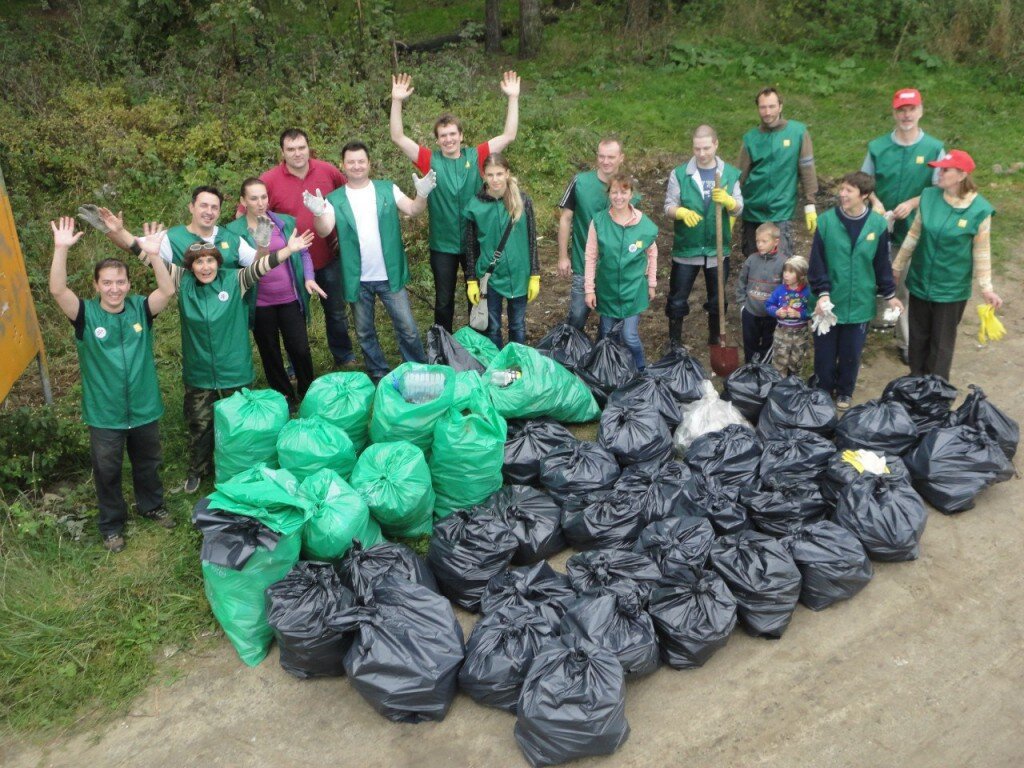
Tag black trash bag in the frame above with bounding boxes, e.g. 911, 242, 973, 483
561, 489, 647, 551
834, 399, 920, 455
426, 324, 485, 373
559, 587, 660, 678
328, 577, 465, 723
427, 508, 519, 611
758, 376, 838, 439
684, 423, 762, 489
758, 428, 836, 485
645, 347, 709, 404
458, 604, 559, 713
710, 529, 802, 638
613, 456, 693, 524
514, 636, 630, 768
722, 362, 783, 422
480, 562, 576, 624
633, 516, 715, 577
780, 520, 873, 611
504, 419, 578, 486
647, 566, 738, 669
833, 472, 928, 561
265, 561, 355, 679
336, 539, 439, 598
742, 480, 829, 538
903, 424, 1015, 514
565, 548, 663, 604
597, 401, 673, 466
881, 374, 957, 432
944, 384, 1019, 460
608, 374, 684, 430
820, 452, 910, 508
535, 323, 593, 371
578, 335, 638, 405
539, 441, 621, 503
487, 485, 567, 565
676, 473, 750, 535
192, 497, 280, 568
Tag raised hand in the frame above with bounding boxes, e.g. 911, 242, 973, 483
76, 204, 111, 233
392, 73, 414, 101
51, 217, 84, 249
500, 70, 521, 97
138, 221, 167, 257
288, 228, 315, 253
302, 188, 327, 217
251, 216, 274, 249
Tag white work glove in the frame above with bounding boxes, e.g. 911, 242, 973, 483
811, 296, 838, 336
250, 215, 274, 249
302, 188, 327, 217
77, 204, 110, 233
413, 169, 437, 198
882, 305, 902, 324
856, 449, 888, 475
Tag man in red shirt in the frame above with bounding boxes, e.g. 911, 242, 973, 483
256, 129, 355, 366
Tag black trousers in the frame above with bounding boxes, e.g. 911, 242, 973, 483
252, 300, 314, 403
907, 295, 966, 381
430, 249, 472, 332
89, 419, 163, 538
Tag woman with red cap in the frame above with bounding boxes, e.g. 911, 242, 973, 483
892, 149, 1002, 380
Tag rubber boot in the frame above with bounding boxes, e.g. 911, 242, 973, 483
668, 317, 684, 351
708, 314, 721, 346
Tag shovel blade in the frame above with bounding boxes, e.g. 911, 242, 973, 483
708, 342, 740, 378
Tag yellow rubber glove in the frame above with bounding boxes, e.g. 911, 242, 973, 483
804, 205, 818, 233
977, 304, 1006, 343
466, 280, 480, 306
711, 187, 737, 212
675, 206, 703, 227
527, 275, 540, 302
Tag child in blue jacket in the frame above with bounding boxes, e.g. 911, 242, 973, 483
765, 256, 811, 377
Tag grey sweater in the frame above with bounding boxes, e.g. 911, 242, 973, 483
735, 249, 786, 317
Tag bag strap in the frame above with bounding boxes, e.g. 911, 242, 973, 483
483, 217, 516, 276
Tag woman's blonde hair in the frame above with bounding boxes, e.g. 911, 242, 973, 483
484, 153, 523, 222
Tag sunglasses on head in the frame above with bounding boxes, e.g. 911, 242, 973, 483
187, 242, 219, 253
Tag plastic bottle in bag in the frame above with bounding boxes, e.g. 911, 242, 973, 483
397, 371, 446, 404
489, 369, 522, 388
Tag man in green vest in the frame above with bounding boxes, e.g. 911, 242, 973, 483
862, 87, 945, 363
305, 141, 436, 383
558, 137, 628, 330
738, 87, 819, 259
664, 124, 744, 348
389, 70, 520, 332
48, 216, 177, 553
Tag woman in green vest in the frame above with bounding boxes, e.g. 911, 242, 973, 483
892, 150, 1003, 381
808, 172, 902, 410
225, 178, 325, 408
584, 172, 659, 370
464, 153, 539, 349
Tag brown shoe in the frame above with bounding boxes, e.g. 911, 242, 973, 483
138, 504, 177, 529
103, 534, 126, 553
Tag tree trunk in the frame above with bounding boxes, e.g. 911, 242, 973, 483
485, 0, 502, 53
519, 0, 542, 58
625, 0, 650, 29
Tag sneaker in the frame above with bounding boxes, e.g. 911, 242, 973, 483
103, 533, 126, 553
835, 396, 852, 412
139, 504, 177, 529
184, 474, 202, 494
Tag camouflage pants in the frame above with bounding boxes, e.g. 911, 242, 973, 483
772, 324, 810, 377
183, 385, 243, 477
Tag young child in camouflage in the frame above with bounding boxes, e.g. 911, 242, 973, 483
765, 255, 811, 377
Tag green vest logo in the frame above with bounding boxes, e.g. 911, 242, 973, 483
94, 327, 107, 339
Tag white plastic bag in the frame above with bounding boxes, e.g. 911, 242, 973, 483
673, 380, 749, 455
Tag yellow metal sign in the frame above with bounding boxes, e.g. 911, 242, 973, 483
0, 164, 49, 402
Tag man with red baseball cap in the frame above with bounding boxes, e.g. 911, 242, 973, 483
861, 87, 945, 362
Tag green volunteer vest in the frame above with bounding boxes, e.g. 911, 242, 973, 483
166, 225, 242, 268
178, 270, 254, 389
224, 213, 308, 326
326, 180, 410, 303
741, 120, 807, 223
568, 171, 612, 275
816, 208, 889, 324
464, 195, 532, 299
868, 131, 945, 245
427, 147, 483, 254
906, 187, 995, 303
592, 209, 659, 319
76, 295, 163, 430
671, 162, 741, 259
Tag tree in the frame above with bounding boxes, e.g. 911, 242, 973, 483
519, 0, 542, 58
486, 0, 503, 53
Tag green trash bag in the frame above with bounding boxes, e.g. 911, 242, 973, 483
206, 464, 311, 527
350, 440, 435, 538
368, 363, 456, 454
276, 416, 357, 482
485, 343, 599, 423
299, 372, 375, 454
453, 370, 485, 410
430, 390, 508, 519
213, 388, 290, 483
298, 468, 383, 561
453, 326, 500, 368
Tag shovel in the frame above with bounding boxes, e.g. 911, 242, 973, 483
708, 171, 739, 377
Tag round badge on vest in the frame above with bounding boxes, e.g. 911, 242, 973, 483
94, 327, 107, 339
628, 244, 638, 253
218, 291, 229, 302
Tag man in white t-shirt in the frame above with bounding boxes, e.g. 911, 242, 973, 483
306, 141, 437, 382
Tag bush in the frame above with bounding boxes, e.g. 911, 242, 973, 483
0, 406, 90, 497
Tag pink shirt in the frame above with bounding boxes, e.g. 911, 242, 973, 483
583, 205, 658, 294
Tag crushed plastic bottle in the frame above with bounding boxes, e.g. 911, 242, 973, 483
397, 370, 445, 404
488, 368, 522, 388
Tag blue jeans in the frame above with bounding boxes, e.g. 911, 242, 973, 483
599, 314, 645, 370
566, 272, 590, 330
313, 262, 355, 365
665, 258, 730, 321
351, 281, 426, 378
813, 322, 869, 398
486, 291, 527, 349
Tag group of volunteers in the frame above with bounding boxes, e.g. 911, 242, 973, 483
49, 72, 1003, 553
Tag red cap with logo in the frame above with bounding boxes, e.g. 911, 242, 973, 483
892, 88, 922, 109
928, 150, 976, 173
